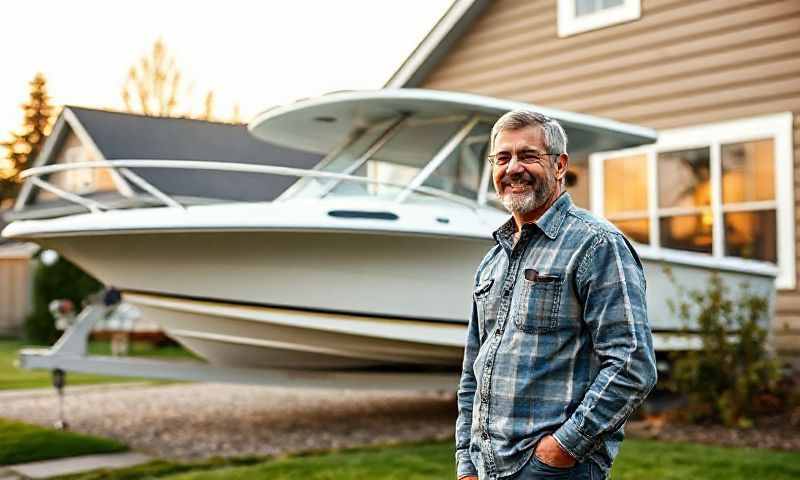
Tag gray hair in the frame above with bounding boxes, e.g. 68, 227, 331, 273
490, 109, 568, 157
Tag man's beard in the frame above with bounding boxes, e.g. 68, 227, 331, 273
500, 172, 555, 215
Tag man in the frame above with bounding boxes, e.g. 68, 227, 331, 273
456, 110, 657, 480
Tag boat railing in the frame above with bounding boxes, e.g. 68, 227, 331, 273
19, 159, 483, 213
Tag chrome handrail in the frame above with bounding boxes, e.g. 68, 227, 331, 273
20, 159, 481, 211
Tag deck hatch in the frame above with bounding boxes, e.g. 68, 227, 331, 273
327, 210, 399, 221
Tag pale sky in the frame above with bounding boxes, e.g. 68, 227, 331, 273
0, 0, 451, 146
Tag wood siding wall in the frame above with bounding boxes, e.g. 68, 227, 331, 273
421, 0, 800, 352
0, 257, 33, 336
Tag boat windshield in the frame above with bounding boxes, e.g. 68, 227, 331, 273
284, 115, 493, 205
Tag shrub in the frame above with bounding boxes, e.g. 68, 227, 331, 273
24, 250, 102, 344
665, 270, 788, 428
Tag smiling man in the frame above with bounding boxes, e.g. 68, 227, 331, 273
455, 110, 657, 480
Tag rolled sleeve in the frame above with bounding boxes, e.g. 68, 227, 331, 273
556, 232, 658, 460
552, 416, 595, 460
456, 451, 478, 479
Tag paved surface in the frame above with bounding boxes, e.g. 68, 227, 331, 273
1, 382, 457, 460
3, 453, 152, 479
0, 382, 152, 401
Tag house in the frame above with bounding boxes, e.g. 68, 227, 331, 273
0, 240, 36, 336
2, 107, 323, 339
387, 0, 799, 354
7, 106, 323, 220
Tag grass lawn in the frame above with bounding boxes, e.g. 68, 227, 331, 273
0, 338, 196, 390
52, 439, 800, 480
613, 439, 800, 480
0, 418, 127, 466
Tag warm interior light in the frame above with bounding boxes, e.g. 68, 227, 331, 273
701, 208, 713, 226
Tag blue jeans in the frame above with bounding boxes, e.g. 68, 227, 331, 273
506, 453, 606, 480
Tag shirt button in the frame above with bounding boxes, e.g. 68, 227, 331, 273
482, 431, 489, 440
503, 289, 510, 297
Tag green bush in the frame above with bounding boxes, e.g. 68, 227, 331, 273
24, 250, 102, 344
665, 270, 789, 428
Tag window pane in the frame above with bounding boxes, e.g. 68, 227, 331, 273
658, 148, 710, 209
321, 124, 389, 174
603, 154, 647, 215
603, 0, 625, 8
370, 119, 463, 169
329, 118, 464, 197
294, 123, 392, 198
660, 213, 713, 254
612, 219, 649, 244
422, 122, 490, 200
366, 161, 420, 196
722, 139, 774, 204
576, 0, 624, 16
575, 0, 597, 16
724, 210, 777, 263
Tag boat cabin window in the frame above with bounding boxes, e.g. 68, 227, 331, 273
286, 115, 497, 206
329, 117, 464, 198
419, 122, 491, 201
288, 123, 391, 198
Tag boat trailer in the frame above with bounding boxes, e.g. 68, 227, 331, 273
18, 290, 459, 428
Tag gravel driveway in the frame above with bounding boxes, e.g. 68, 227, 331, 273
0, 383, 458, 460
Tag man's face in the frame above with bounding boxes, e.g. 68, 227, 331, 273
491, 126, 560, 215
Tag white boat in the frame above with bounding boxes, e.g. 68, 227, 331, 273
1, 89, 777, 372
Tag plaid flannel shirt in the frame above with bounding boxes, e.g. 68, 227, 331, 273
456, 192, 657, 479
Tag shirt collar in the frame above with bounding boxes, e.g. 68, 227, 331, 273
493, 191, 573, 243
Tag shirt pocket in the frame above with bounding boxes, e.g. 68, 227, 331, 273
514, 273, 563, 334
473, 278, 497, 342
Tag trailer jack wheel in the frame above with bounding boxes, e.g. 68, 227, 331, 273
52, 368, 68, 430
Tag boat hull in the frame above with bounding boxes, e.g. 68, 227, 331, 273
127, 291, 466, 370
34, 229, 490, 324
24, 227, 778, 370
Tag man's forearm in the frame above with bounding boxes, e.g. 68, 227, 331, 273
554, 233, 657, 460
552, 318, 656, 459
552, 343, 656, 460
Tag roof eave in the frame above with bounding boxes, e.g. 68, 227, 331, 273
384, 0, 491, 88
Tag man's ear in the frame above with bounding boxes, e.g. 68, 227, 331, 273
555, 153, 569, 181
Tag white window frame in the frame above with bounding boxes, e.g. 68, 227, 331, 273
557, 0, 641, 37
590, 113, 795, 290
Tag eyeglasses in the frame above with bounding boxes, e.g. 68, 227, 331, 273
487, 150, 560, 166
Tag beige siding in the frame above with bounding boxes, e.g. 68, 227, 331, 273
421, 0, 800, 352
424, 0, 800, 129
782, 112, 800, 353
0, 257, 33, 336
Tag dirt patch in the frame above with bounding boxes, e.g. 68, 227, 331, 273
626, 409, 800, 451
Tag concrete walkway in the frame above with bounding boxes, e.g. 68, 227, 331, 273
0, 452, 151, 479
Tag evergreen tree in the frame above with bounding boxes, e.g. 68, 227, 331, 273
0, 73, 56, 204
